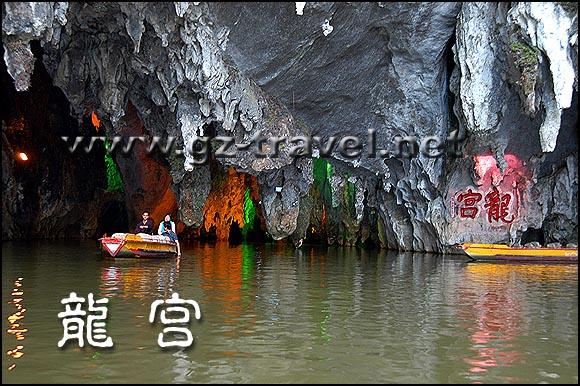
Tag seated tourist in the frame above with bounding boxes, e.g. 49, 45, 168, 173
134, 211, 154, 235
158, 214, 181, 256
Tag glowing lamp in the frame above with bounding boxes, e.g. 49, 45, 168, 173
91, 111, 101, 130
18, 152, 28, 161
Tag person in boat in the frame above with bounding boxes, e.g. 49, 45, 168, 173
158, 214, 181, 256
134, 211, 154, 235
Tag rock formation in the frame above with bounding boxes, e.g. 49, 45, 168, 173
2, 2, 577, 250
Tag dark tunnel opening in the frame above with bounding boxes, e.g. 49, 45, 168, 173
97, 200, 129, 237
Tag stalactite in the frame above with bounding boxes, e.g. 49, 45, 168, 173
344, 174, 356, 216
202, 167, 259, 240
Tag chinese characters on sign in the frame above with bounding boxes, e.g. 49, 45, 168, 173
57, 292, 113, 348
456, 188, 482, 219
483, 187, 515, 224
149, 293, 202, 348
455, 187, 516, 224
58, 292, 201, 349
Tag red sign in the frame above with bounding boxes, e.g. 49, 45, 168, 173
484, 187, 515, 224
455, 187, 517, 224
101, 238, 125, 257
457, 189, 483, 219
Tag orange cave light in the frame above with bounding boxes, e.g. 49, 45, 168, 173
91, 111, 101, 131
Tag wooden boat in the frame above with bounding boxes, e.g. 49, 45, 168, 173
99, 233, 177, 258
461, 243, 578, 263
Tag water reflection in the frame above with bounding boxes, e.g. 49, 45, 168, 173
459, 262, 578, 381
459, 274, 522, 377
466, 262, 578, 283
2, 242, 578, 383
98, 258, 180, 299
6, 277, 28, 371
198, 243, 259, 339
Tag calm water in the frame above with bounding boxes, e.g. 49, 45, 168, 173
2, 241, 578, 383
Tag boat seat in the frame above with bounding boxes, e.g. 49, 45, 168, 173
111, 233, 172, 241
138, 233, 172, 241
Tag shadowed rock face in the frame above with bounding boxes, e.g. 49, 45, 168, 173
1, 42, 111, 239
2, 2, 577, 250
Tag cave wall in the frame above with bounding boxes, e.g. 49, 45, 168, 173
442, 2, 578, 247
1, 42, 113, 239
2, 2, 577, 249
112, 102, 178, 227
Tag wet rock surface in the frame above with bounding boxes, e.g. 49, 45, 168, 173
2, 2, 577, 249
